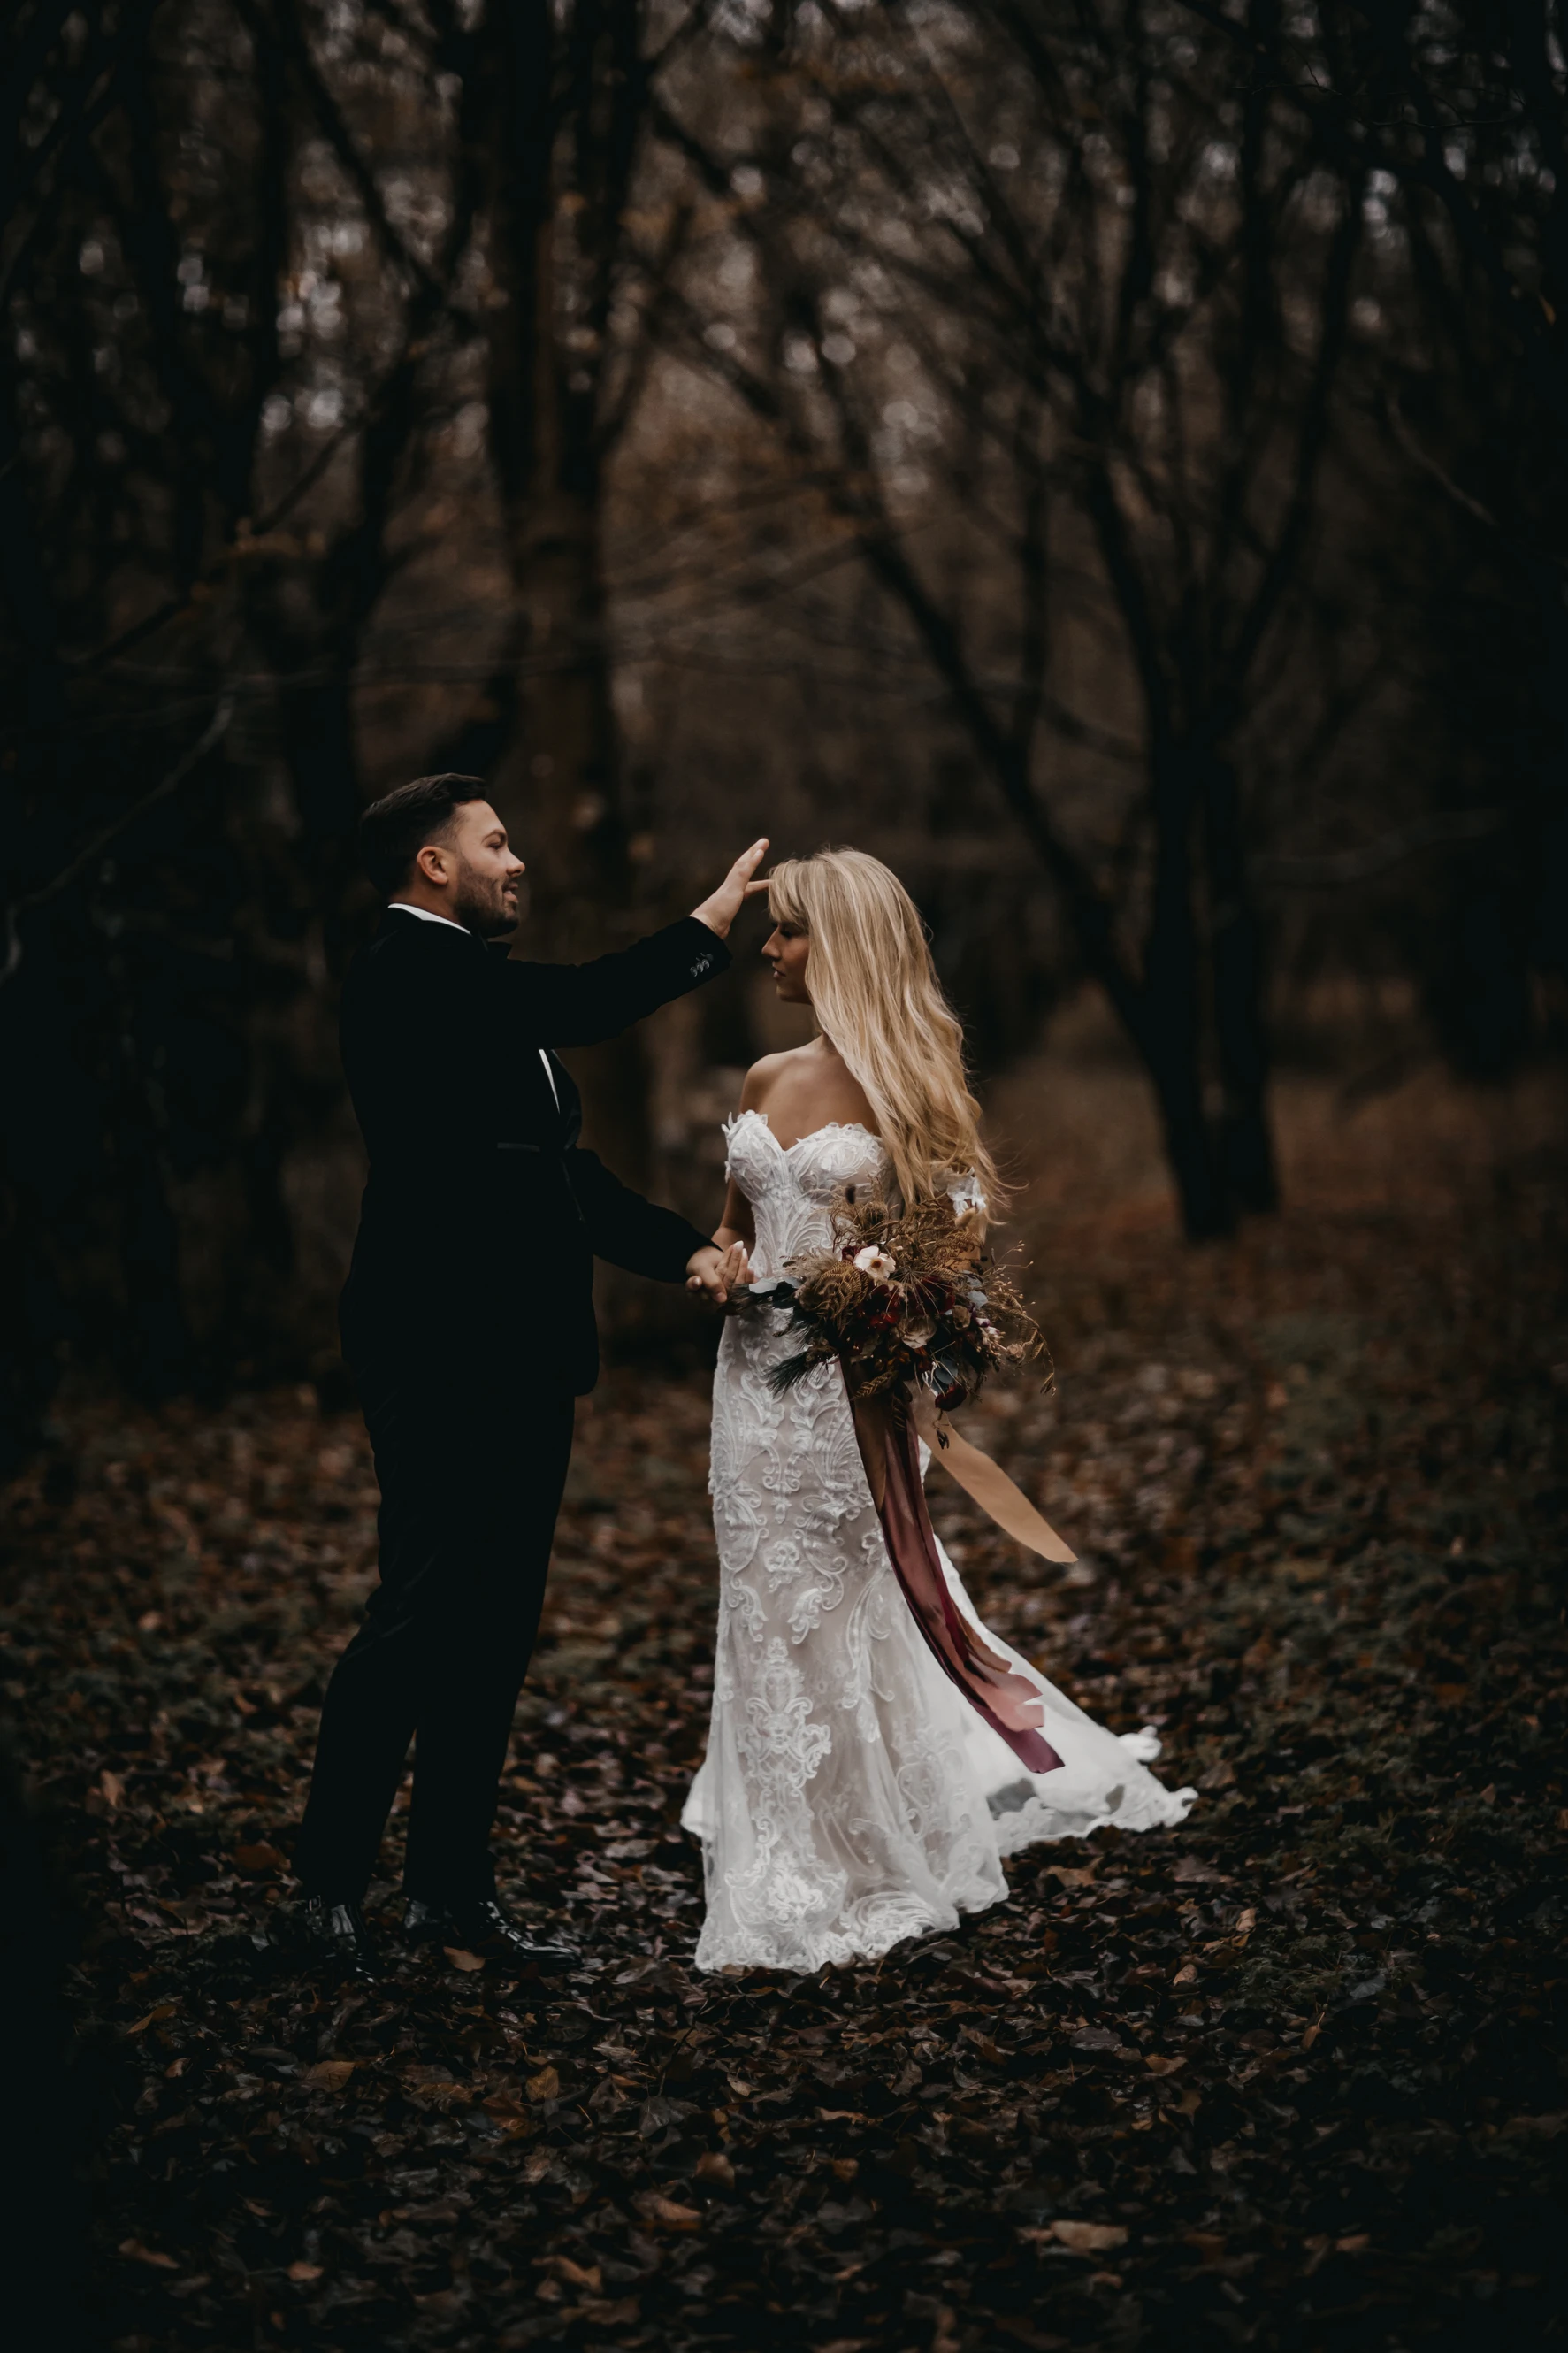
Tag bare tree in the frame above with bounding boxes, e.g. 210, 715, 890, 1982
0, 0, 689, 1423
465, 0, 706, 1184
1183, 0, 1568, 1068
3, 0, 1558, 1459
654, 0, 1370, 1234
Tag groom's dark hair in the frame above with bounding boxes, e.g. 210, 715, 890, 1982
359, 774, 491, 896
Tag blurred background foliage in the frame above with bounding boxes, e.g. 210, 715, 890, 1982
2, 0, 1565, 1464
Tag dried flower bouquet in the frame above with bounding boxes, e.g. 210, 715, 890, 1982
743, 1189, 1048, 1409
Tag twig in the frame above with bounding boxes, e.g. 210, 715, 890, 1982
0, 698, 233, 985
1251, 805, 1503, 887
1383, 392, 1501, 532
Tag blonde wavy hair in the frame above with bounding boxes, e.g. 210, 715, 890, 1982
767, 848, 1003, 1223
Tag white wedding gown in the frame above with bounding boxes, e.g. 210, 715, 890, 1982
681, 1111, 1196, 1974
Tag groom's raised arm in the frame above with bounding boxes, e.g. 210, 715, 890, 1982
495, 839, 769, 1046
499, 916, 729, 1047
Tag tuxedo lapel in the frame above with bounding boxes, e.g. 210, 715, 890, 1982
548, 1054, 584, 1149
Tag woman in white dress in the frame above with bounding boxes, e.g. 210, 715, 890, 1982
682, 850, 1194, 1974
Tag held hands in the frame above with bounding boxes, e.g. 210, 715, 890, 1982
686, 1240, 753, 1305
691, 839, 770, 940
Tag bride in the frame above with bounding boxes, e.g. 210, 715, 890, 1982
681, 848, 1195, 1974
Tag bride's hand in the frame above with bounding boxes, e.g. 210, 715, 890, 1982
686, 1241, 753, 1303
720, 1241, 753, 1297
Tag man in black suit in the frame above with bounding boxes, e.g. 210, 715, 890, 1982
293, 774, 763, 1975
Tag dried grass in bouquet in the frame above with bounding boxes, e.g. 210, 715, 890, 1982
754, 1189, 1052, 1409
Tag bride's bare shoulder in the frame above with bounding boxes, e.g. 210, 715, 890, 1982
736, 1048, 811, 1114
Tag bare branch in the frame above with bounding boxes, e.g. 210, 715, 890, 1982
1, 699, 234, 985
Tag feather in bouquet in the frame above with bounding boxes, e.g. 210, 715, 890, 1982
749, 1191, 1049, 1408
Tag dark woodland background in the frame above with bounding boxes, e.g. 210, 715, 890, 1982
3, 0, 1566, 1454
3, 10, 1567, 2353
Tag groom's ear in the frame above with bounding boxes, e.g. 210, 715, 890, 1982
413, 839, 455, 886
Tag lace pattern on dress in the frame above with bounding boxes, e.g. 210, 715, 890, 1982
683, 1109, 1196, 1972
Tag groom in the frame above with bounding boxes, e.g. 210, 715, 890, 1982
293, 774, 762, 1977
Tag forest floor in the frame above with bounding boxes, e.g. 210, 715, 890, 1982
3, 1035, 1565, 2353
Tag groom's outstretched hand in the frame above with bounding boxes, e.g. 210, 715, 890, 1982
691, 839, 770, 939
686, 1241, 753, 1304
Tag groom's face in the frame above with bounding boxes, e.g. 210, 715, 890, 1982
437, 801, 526, 938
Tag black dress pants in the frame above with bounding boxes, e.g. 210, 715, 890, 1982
294, 1341, 576, 1905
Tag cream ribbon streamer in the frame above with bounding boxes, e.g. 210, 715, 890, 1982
907, 1388, 1079, 1564
851, 1389, 1063, 1773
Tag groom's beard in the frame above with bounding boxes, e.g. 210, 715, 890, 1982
449, 864, 520, 939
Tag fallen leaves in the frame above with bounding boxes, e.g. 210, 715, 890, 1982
3, 1146, 1563, 2353
233, 1842, 285, 1874
119, 2241, 178, 2269
123, 2003, 178, 2037
301, 2059, 354, 2091
480, 2091, 532, 2136
1044, 2220, 1129, 2254
1499, 2111, 1568, 2141
991, 2324, 1068, 2351
633, 2190, 704, 2232
539, 2254, 602, 2294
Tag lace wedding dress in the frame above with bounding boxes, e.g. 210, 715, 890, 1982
681, 1111, 1196, 1974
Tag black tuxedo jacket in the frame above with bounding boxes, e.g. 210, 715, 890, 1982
338, 908, 727, 1392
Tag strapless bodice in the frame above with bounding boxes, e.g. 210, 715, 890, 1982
722, 1108, 889, 1280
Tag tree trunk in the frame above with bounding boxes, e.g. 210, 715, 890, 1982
1140, 740, 1230, 1239
501, 477, 652, 1192
1134, 1011, 1230, 1242
0, 401, 80, 1449
1203, 752, 1279, 1214
482, 0, 650, 1193
99, 916, 196, 1399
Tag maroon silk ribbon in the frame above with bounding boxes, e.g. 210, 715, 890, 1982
851, 1385, 1064, 1777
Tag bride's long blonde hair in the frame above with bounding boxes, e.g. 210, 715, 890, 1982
768, 847, 1003, 1223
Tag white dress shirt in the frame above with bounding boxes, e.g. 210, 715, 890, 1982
388, 900, 559, 1106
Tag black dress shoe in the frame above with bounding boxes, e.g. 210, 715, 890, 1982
403, 1894, 574, 1966
300, 1896, 380, 1981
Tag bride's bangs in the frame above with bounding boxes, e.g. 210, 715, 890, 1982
765, 860, 813, 932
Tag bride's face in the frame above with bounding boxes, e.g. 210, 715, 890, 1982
761, 920, 811, 1005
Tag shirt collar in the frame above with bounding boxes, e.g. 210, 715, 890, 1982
387, 901, 471, 935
